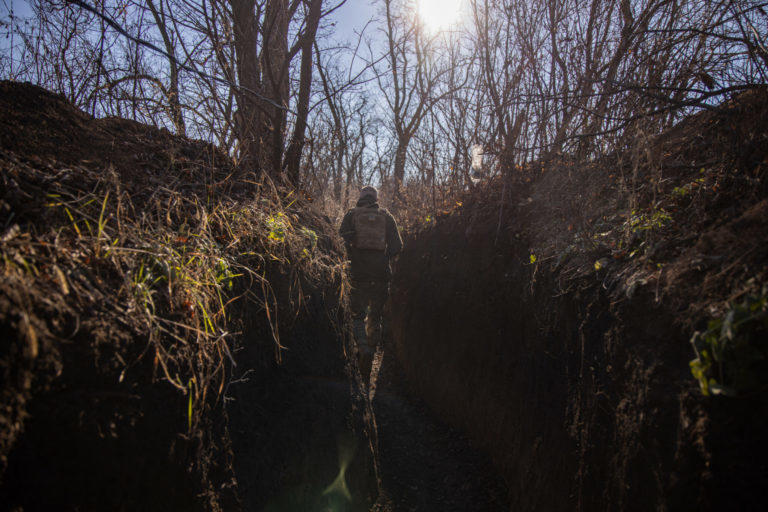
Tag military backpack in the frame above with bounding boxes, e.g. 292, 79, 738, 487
352, 207, 387, 251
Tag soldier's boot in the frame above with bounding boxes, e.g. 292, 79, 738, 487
354, 318, 373, 386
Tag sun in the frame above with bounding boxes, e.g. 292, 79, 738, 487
417, 0, 464, 33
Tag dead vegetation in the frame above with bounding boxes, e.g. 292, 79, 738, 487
0, 81, 349, 509
390, 87, 768, 510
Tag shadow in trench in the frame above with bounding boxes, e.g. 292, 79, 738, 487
370, 348, 510, 512
226, 311, 380, 511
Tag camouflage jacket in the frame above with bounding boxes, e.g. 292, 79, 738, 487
339, 199, 403, 281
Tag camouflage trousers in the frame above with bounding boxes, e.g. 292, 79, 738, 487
350, 278, 389, 352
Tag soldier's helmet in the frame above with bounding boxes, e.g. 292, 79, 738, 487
360, 186, 378, 201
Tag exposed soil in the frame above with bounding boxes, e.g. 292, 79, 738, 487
0, 81, 510, 511
225, 276, 380, 512
372, 349, 509, 511
391, 88, 768, 510
0, 81, 241, 511
5, 79, 767, 512
0, 81, 380, 511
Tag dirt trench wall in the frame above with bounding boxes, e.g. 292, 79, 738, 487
391, 213, 714, 511
0, 81, 380, 511
0, 295, 235, 512
391, 91, 768, 511
226, 268, 379, 511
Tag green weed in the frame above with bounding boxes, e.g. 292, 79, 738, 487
671, 178, 706, 200
214, 258, 238, 290
627, 208, 672, 233
300, 227, 318, 249
690, 287, 768, 396
266, 212, 290, 242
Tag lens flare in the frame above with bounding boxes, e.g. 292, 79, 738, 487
322, 437, 355, 502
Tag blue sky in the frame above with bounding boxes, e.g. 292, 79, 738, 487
331, 0, 379, 45
1, 0, 31, 20
1, 0, 378, 46
1, 0, 381, 80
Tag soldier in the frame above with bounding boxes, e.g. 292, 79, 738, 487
339, 186, 403, 384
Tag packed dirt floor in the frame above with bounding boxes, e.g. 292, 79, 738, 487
370, 349, 509, 512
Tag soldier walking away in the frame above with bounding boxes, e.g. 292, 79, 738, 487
339, 186, 403, 386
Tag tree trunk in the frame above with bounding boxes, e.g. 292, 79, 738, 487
146, 0, 185, 136
393, 139, 409, 195
231, 0, 261, 172
284, 0, 323, 186
334, 135, 345, 202
259, 0, 290, 179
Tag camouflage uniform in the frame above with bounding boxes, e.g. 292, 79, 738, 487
339, 192, 403, 377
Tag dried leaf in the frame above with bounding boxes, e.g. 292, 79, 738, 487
1, 224, 20, 243
21, 313, 38, 359
53, 265, 69, 295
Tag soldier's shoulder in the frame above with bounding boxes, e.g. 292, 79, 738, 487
340, 208, 356, 224
379, 207, 397, 220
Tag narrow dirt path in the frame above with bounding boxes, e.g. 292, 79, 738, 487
368, 350, 510, 511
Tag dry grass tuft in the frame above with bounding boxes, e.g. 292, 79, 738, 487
0, 82, 349, 502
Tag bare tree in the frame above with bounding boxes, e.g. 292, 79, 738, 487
375, 0, 454, 200
2, 0, 766, 201
145, 0, 186, 134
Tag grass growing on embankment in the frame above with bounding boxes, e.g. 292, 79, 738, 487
0, 81, 350, 510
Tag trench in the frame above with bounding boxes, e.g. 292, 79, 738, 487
385, 189, 768, 511
3, 82, 767, 512
3, 201, 761, 512
223, 270, 510, 511
223, 205, 699, 511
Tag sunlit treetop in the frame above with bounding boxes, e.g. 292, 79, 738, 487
417, 0, 464, 33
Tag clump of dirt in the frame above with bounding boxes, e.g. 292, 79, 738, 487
0, 81, 377, 510
391, 88, 768, 510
